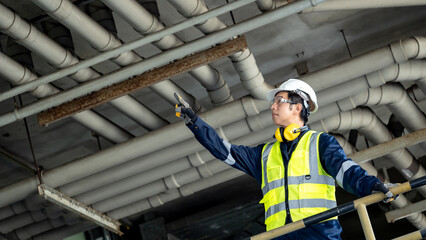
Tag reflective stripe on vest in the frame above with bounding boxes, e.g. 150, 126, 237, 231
260, 131, 337, 231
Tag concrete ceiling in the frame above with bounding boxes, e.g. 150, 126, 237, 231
0, 0, 425, 239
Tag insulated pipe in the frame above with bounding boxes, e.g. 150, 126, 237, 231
1, 68, 424, 221
0, 2, 168, 130
301, 37, 426, 92
0, 0, 256, 103
334, 135, 380, 179
3, 88, 422, 232
334, 136, 426, 229
167, 0, 274, 100
0, 0, 327, 127
31, 168, 245, 240
0, 97, 269, 208
310, 107, 426, 197
256, 0, 288, 12
101, 0, 233, 106
0, 51, 132, 143
59, 102, 271, 198
302, 0, 426, 13
0, 113, 275, 234
0, 80, 421, 218
30, 0, 199, 110
70, 112, 274, 200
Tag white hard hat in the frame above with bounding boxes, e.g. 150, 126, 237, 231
267, 79, 318, 113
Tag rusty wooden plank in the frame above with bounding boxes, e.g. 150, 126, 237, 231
38, 36, 247, 125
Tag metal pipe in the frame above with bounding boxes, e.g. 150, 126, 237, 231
0, 0, 326, 127
303, 0, 426, 13
167, 0, 274, 100
0, 0, 254, 104
0, 97, 268, 208
101, 0, 233, 106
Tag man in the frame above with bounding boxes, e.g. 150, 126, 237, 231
175, 79, 395, 239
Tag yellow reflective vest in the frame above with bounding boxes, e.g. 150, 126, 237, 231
260, 131, 337, 231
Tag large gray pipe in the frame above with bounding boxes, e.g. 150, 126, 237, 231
101, 0, 233, 106
0, 51, 132, 143
167, 0, 274, 100
335, 135, 426, 229
311, 107, 426, 196
0, 97, 269, 208
30, 0, 200, 110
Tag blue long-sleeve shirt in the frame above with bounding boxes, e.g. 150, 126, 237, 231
187, 117, 379, 198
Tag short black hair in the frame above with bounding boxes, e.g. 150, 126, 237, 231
287, 92, 309, 124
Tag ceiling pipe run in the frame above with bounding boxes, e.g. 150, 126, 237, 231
0, 2, 168, 131
101, 0, 233, 106
310, 107, 426, 197
167, 0, 274, 100
0, 0, 328, 127
2, 44, 426, 224
0, 0, 256, 103
0, 123, 275, 237
302, 0, 426, 13
10, 83, 426, 235
31, 169, 245, 240
0, 97, 269, 208
1, 36, 426, 215
2, 85, 424, 235
30, 0, 200, 111
0, 51, 132, 143
335, 135, 426, 230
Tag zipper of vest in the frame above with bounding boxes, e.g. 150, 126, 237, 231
284, 161, 292, 224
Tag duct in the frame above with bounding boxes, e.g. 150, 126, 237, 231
0, 3, 167, 130
334, 135, 426, 230
0, 0, 326, 126
310, 107, 426, 197
302, 0, 426, 13
0, 50, 132, 143
167, 0, 274, 100
100, 0, 232, 106
30, 0, 199, 110
0, 97, 268, 208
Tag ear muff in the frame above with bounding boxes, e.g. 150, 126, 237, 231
275, 123, 309, 142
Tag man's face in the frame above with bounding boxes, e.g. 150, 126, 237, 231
270, 91, 296, 127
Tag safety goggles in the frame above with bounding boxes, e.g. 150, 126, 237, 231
270, 96, 295, 106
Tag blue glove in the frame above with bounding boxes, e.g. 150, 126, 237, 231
174, 93, 197, 125
372, 182, 399, 203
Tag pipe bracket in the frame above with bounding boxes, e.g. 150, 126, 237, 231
188, 152, 205, 167
148, 195, 163, 208
164, 174, 180, 189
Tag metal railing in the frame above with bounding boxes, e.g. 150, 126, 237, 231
250, 176, 426, 240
